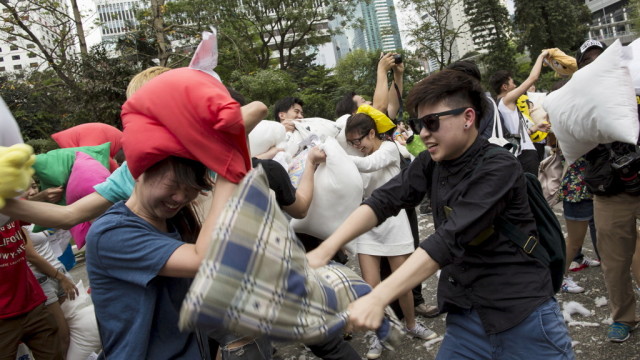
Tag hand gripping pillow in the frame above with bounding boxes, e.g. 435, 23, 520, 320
179, 166, 403, 348
543, 40, 639, 164
51, 123, 123, 172
290, 137, 364, 241
248, 120, 287, 157
66, 152, 110, 249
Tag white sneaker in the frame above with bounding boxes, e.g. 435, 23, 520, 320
580, 257, 601, 267
406, 322, 438, 340
366, 336, 383, 359
562, 277, 585, 293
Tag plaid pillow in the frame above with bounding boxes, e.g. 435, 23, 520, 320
179, 166, 403, 348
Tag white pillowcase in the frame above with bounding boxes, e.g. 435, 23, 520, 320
543, 40, 639, 164
248, 120, 287, 157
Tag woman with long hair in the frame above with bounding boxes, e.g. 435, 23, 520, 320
345, 114, 436, 359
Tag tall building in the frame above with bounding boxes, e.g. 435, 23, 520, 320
585, 0, 636, 45
359, 0, 403, 52
0, 0, 67, 73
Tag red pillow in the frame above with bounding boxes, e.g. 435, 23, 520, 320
120, 68, 250, 183
52, 123, 122, 172
66, 152, 110, 249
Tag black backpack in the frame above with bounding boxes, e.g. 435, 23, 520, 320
478, 147, 566, 293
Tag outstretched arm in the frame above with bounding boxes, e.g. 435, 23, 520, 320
387, 62, 404, 120
1, 192, 113, 229
307, 204, 379, 268
348, 248, 439, 331
372, 53, 395, 112
502, 51, 549, 109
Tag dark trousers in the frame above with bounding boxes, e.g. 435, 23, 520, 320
307, 333, 361, 360
518, 149, 541, 176
0, 304, 62, 360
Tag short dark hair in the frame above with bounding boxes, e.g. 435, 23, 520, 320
446, 60, 481, 81
406, 70, 485, 129
335, 92, 358, 117
274, 97, 304, 120
226, 87, 247, 106
489, 70, 512, 96
345, 113, 378, 137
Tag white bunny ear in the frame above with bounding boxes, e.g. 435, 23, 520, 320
189, 27, 222, 82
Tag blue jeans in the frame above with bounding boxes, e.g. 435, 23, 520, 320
437, 298, 574, 360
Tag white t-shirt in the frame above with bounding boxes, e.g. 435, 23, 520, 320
497, 99, 535, 151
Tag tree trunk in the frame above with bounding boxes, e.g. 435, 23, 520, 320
149, 0, 171, 66
68, 0, 87, 54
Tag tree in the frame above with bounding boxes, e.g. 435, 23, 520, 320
629, 0, 640, 32
0, 0, 80, 88
401, 0, 468, 70
513, 0, 591, 57
333, 49, 381, 98
163, 0, 357, 70
296, 65, 342, 119
231, 69, 298, 111
465, 0, 517, 76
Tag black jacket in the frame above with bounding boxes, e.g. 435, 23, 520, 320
363, 137, 553, 334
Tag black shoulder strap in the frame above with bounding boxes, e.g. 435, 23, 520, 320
472, 147, 550, 265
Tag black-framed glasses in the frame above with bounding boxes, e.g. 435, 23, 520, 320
409, 107, 470, 133
347, 133, 368, 147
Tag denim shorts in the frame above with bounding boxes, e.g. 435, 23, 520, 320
36, 267, 71, 306
563, 199, 594, 222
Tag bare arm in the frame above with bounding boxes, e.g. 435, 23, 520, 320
347, 248, 439, 331
24, 229, 79, 300
0, 192, 113, 229
387, 62, 404, 120
159, 176, 238, 278
372, 53, 395, 112
283, 146, 326, 219
307, 204, 379, 268
241, 101, 268, 134
502, 51, 549, 109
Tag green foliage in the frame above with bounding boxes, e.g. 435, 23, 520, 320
466, 0, 516, 76
630, 0, 640, 31
231, 69, 298, 113
402, 0, 468, 70
333, 49, 380, 97
25, 138, 59, 154
513, 0, 591, 57
296, 66, 342, 119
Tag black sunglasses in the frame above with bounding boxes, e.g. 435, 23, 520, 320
347, 133, 368, 147
409, 107, 469, 133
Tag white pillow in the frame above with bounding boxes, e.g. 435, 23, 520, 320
543, 40, 639, 164
291, 137, 363, 249
248, 120, 287, 157
626, 38, 640, 95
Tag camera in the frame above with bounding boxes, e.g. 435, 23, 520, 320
611, 150, 640, 195
394, 54, 403, 64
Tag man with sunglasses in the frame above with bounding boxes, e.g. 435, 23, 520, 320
490, 50, 549, 175
307, 70, 574, 359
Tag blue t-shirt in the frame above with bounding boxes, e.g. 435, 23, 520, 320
85, 202, 199, 359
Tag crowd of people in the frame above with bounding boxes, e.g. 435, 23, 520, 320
0, 37, 639, 360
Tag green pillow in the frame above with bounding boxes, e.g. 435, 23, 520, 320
31, 142, 110, 232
